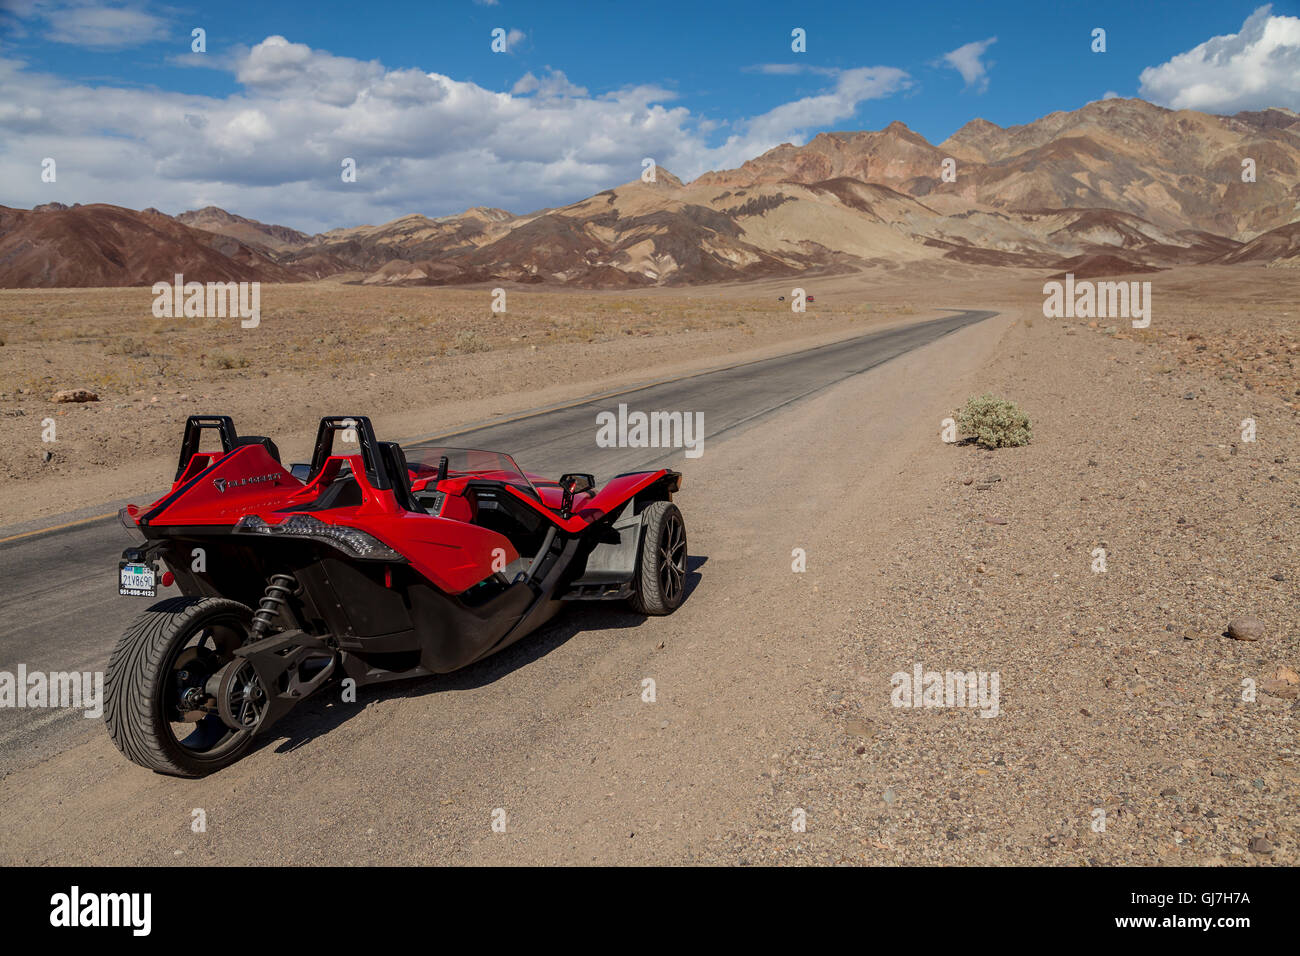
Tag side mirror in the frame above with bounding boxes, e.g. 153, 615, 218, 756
289, 463, 311, 482
558, 473, 595, 519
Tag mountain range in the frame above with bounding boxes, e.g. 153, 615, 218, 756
2, 98, 1298, 289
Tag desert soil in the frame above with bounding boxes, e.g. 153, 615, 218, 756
0, 263, 1295, 865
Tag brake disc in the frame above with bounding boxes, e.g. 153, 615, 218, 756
214, 659, 270, 733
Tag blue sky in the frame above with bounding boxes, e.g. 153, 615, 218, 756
2, 0, 1298, 229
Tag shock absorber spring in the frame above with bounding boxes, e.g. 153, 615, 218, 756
250, 573, 298, 638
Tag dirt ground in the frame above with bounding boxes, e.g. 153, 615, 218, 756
0, 263, 1295, 865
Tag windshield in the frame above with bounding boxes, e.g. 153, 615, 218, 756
401, 446, 540, 499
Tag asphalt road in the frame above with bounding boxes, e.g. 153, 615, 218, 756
0, 309, 994, 773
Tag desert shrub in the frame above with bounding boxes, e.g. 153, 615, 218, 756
453, 330, 491, 354
956, 394, 1032, 449
212, 353, 249, 370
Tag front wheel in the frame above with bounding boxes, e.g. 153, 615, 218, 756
104, 597, 260, 777
629, 501, 687, 615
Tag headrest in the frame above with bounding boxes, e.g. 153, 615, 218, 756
234, 435, 281, 464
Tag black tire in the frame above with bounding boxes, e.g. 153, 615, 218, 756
629, 501, 687, 615
104, 596, 259, 777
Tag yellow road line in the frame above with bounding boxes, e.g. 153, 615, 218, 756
0, 511, 118, 545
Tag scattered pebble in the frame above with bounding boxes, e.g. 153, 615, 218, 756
1226, 617, 1265, 642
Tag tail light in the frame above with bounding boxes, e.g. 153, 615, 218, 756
233, 514, 404, 561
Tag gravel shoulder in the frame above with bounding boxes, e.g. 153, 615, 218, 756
699, 306, 1299, 865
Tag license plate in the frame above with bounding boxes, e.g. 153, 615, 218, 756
119, 561, 156, 597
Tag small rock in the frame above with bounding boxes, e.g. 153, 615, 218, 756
984, 516, 1008, 525
1183, 392, 1195, 400
41, 450, 53, 464
844, 718, 875, 737
1260, 679, 1299, 700
52, 388, 98, 403
882, 789, 896, 805
1226, 617, 1265, 642
1247, 836, 1275, 855
1269, 573, 1285, 582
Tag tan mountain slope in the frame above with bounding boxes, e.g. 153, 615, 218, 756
705, 99, 1299, 239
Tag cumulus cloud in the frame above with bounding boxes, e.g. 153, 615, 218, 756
937, 37, 997, 93
1138, 5, 1300, 112
0, 35, 910, 231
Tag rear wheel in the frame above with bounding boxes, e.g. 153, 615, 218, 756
629, 501, 687, 615
105, 597, 260, 777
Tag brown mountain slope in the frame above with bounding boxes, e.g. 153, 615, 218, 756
359, 172, 942, 287
1213, 221, 1300, 266
176, 206, 312, 253
0, 204, 301, 288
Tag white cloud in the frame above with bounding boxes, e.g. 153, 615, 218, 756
739, 67, 910, 144
503, 28, 525, 53
1138, 5, 1300, 112
0, 36, 910, 231
512, 69, 588, 98
14, 1, 170, 49
1102, 90, 1121, 100
744, 63, 839, 76
937, 37, 997, 93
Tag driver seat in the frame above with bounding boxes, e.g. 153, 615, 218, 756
377, 442, 426, 515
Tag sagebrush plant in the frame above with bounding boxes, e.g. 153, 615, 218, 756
956, 394, 1032, 449
453, 329, 491, 354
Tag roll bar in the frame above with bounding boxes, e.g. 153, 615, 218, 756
307, 416, 392, 491
175, 415, 238, 481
